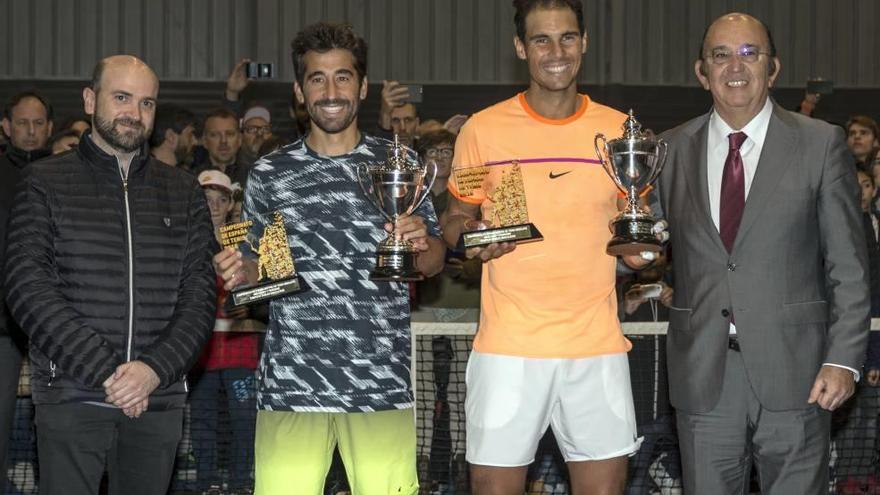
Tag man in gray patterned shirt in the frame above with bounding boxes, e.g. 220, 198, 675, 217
214, 22, 444, 495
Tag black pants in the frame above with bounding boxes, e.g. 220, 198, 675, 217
0, 333, 24, 486
35, 402, 182, 495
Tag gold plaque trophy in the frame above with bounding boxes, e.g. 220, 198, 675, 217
452, 161, 542, 249
220, 211, 303, 306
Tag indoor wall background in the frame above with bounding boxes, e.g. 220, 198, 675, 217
1, 0, 878, 88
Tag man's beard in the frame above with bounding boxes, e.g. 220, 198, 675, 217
307, 98, 359, 134
93, 111, 148, 153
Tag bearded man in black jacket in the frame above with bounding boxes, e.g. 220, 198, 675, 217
0, 90, 53, 487
4, 55, 217, 495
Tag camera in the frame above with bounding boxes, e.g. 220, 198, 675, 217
246, 62, 276, 79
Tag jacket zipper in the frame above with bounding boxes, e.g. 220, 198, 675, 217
48, 361, 56, 387
47, 169, 135, 387
120, 167, 135, 362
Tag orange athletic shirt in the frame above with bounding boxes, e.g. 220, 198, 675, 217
449, 93, 632, 358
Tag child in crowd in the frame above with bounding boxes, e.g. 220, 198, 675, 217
190, 170, 260, 493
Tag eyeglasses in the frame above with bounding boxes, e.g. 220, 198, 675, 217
243, 125, 271, 136
425, 148, 453, 159
704, 44, 771, 65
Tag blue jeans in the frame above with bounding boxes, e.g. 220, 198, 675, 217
189, 368, 257, 490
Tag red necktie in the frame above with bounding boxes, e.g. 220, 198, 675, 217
720, 132, 747, 252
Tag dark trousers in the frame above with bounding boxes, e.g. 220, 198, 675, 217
0, 334, 24, 486
189, 368, 256, 490
34, 402, 182, 495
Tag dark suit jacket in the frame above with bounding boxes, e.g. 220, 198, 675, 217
863, 212, 880, 317
656, 102, 870, 413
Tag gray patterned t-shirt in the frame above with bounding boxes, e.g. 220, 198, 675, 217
242, 134, 440, 413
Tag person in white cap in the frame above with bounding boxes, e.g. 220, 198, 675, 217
197, 170, 235, 238
240, 105, 273, 165
192, 169, 259, 493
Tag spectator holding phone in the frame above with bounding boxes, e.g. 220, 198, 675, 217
619, 253, 673, 320
796, 79, 832, 117
378, 80, 421, 147
225, 59, 250, 104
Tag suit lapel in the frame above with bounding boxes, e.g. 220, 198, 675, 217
682, 116, 728, 253
732, 104, 798, 250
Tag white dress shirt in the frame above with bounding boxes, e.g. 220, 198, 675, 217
705, 98, 858, 379
707, 99, 773, 232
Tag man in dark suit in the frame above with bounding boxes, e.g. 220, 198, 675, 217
0, 91, 53, 486
656, 13, 870, 494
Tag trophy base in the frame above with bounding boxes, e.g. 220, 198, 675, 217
230, 275, 304, 306
370, 250, 424, 282
458, 223, 543, 250
606, 217, 663, 257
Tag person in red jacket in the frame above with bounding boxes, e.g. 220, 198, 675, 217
191, 170, 260, 492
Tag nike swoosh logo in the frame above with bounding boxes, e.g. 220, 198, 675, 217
549, 171, 572, 179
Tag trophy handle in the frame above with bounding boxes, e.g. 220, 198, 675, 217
356, 164, 394, 223
647, 139, 668, 186
593, 133, 607, 168
594, 133, 623, 193
409, 160, 438, 214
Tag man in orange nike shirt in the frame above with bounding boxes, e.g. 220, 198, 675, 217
443, 1, 661, 494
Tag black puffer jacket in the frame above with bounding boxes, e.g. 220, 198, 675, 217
4, 133, 217, 409
0, 145, 51, 339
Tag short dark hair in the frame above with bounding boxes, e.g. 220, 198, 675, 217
3, 90, 54, 121
416, 129, 456, 158
513, 0, 585, 42
150, 104, 198, 147
202, 107, 240, 134
291, 22, 368, 85
847, 115, 880, 139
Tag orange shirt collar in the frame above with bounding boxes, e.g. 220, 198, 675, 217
518, 92, 590, 125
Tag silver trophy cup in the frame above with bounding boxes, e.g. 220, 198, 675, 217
595, 110, 668, 256
357, 136, 437, 281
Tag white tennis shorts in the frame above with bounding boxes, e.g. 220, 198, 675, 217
465, 350, 642, 466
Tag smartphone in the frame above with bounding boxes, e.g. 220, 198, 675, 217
632, 283, 663, 299
246, 62, 276, 79
403, 84, 423, 103
806, 78, 833, 95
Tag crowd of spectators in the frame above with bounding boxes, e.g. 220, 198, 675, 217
0, 52, 878, 494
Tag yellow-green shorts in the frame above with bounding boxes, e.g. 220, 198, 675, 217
254, 407, 418, 495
